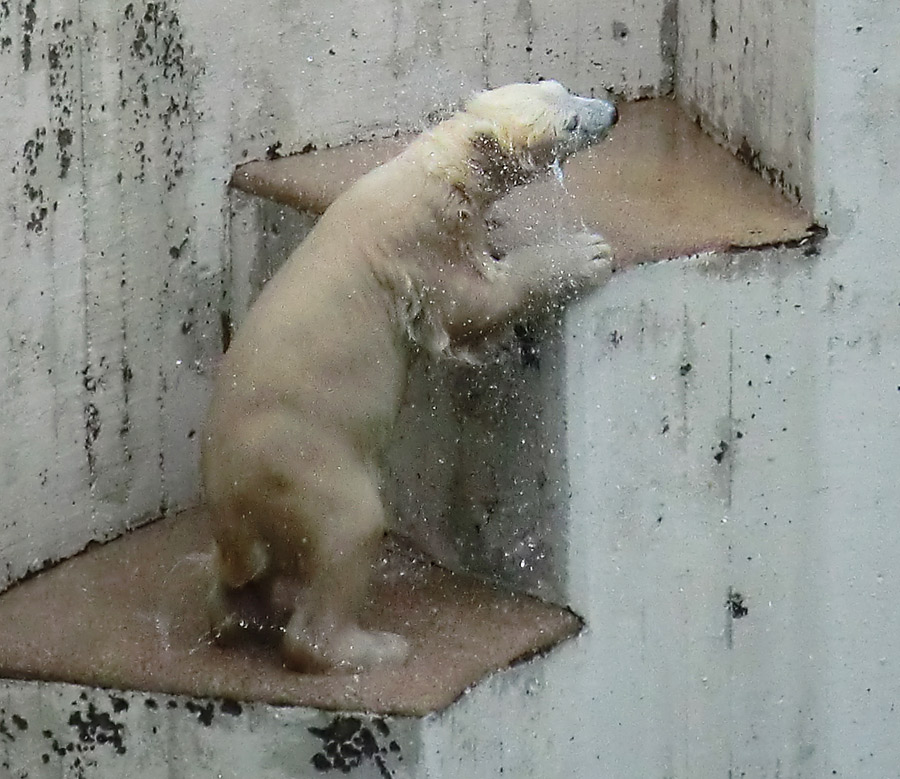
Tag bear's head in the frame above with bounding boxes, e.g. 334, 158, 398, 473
455, 80, 618, 201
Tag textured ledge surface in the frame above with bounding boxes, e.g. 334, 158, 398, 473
0, 510, 579, 716
232, 98, 815, 264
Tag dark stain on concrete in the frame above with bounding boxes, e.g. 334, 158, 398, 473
56, 126, 73, 177
0, 1, 12, 52
727, 588, 748, 618
220, 308, 233, 352
266, 140, 284, 160
184, 699, 215, 726
220, 698, 243, 716
19, 693, 136, 776
736, 133, 804, 204
659, 0, 678, 94
120, 1, 197, 190
713, 439, 729, 464
67, 696, 127, 755
47, 18, 77, 181
514, 323, 540, 369
22, 127, 49, 232
121, 355, 133, 447
612, 20, 629, 41
13, 12, 78, 236
309, 715, 400, 777
21, 0, 36, 70
84, 401, 101, 479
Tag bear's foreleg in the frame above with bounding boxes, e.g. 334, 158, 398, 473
436, 231, 615, 342
279, 458, 410, 673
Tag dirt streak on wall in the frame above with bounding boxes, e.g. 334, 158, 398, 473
676, 0, 813, 205
0, 0, 223, 589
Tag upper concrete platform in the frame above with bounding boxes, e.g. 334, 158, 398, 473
232, 98, 816, 264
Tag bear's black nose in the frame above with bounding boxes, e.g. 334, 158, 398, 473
609, 104, 619, 126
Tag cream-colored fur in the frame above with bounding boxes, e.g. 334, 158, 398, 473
202, 81, 619, 673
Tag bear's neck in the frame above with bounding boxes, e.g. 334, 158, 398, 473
406, 116, 521, 211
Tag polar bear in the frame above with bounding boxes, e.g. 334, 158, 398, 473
202, 80, 619, 673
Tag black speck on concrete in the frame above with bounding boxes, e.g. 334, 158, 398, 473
713, 440, 729, 463
220, 699, 242, 717
184, 700, 215, 726
727, 590, 748, 619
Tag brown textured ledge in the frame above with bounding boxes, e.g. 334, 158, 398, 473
232, 98, 815, 264
0, 510, 579, 716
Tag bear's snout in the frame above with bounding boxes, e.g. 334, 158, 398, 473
568, 95, 618, 150
584, 96, 618, 133
608, 102, 619, 127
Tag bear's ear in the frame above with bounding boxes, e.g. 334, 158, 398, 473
471, 129, 508, 161
471, 129, 534, 191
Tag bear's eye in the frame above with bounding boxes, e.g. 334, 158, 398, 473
564, 114, 580, 132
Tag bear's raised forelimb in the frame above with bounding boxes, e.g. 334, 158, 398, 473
430, 231, 615, 343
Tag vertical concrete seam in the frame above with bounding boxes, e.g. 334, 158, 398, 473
660, 0, 679, 96
73, 0, 99, 522
726, 325, 734, 513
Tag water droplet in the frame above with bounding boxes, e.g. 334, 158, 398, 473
550, 158, 566, 187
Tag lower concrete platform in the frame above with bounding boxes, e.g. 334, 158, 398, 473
0, 653, 557, 778
0, 677, 422, 778
0, 510, 579, 719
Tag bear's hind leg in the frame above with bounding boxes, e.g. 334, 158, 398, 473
280, 468, 409, 673
207, 525, 289, 645
208, 572, 289, 646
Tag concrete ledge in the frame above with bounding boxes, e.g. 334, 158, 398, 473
232, 99, 816, 265
0, 678, 420, 777
0, 510, 579, 717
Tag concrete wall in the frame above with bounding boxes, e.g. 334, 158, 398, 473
0, 679, 421, 778
200, 0, 677, 151
550, 247, 827, 776
417, 3, 900, 774
532, 3, 900, 775
0, 0, 670, 589
676, 0, 814, 205
2, 0, 900, 775
0, 0, 224, 587
804, 2, 900, 773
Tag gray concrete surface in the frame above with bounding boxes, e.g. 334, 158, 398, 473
0, 0, 898, 776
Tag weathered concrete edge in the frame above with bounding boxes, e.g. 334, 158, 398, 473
0, 649, 570, 778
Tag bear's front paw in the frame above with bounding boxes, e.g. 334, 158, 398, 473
550, 231, 615, 293
282, 611, 410, 674
563, 230, 613, 263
